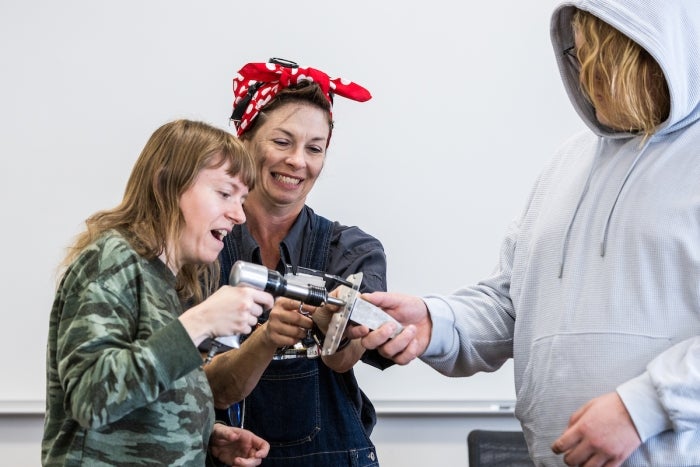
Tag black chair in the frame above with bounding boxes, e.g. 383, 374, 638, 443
467, 430, 534, 467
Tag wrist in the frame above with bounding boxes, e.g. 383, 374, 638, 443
336, 337, 351, 352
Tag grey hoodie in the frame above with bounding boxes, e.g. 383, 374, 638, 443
422, 1, 700, 465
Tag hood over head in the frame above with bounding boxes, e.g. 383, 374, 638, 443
551, 0, 700, 139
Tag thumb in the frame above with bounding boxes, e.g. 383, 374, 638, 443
360, 291, 386, 306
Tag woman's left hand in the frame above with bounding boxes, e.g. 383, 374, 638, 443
209, 423, 270, 466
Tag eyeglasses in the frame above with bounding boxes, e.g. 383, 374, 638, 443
563, 46, 580, 71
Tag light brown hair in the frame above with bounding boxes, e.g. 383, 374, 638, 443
61, 119, 256, 303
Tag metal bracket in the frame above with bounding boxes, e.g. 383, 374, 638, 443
321, 272, 403, 355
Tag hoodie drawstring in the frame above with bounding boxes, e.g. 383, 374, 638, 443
558, 137, 651, 278
599, 138, 652, 256
559, 138, 603, 278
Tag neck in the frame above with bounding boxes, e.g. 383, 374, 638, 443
159, 251, 178, 275
244, 199, 303, 269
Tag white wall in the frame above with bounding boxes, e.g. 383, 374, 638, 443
0, 0, 584, 464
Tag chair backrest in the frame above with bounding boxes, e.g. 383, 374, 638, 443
467, 430, 534, 467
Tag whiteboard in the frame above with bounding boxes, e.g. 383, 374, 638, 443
0, 0, 584, 411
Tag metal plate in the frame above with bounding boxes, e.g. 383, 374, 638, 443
321, 272, 362, 355
321, 272, 404, 355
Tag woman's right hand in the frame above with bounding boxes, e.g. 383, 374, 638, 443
180, 285, 274, 346
260, 297, 313, 348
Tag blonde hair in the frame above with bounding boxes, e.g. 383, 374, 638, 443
572, 10, 670, 136
60, 119, 255, 303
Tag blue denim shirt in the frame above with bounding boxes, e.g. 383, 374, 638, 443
217, 205, 389, 467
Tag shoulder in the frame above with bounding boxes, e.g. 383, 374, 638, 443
307, 209, 387, 292
66, 231, 139, 278
63, 231, 167, 301
331, 222, 384, 253
552, 129, 599, 166
527, 129, 599, 198
306, 205, 383, 248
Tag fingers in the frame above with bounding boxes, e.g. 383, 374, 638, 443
361, 321, 401, 349
224, 284, 272, 314
269, 303, 313, 327
551, 428, 581, 456
552, 393, 639, 467
344, 324, 370, 340
266, 313, 311, 338
274, 297, 304, 311
251, 289, 274, 311
262, 300, 313, 347
363, 324, 419, 365
225, 287, 272, 331
210, 423, 242, 445
389, 341, 422, 366
231, 457, 264, 467
210, 427, 268, 466
229, 293, 263, 335
561, 443, 594, 467
557, 440, 609, 467
359, 291, 390, 309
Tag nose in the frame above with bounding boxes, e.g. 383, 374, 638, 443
284, 146, 306, 168
226, 200, 246, 225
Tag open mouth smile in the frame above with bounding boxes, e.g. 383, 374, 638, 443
211, 229, 228, 241
273, 173, 302, 185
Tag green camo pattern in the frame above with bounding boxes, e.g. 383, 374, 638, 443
43, 231, 213, 466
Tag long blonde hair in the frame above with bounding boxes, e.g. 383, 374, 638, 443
573, 10, 670, 136
60, 119, 255, 303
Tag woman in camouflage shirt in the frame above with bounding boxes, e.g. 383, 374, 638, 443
43, 119, 272, 466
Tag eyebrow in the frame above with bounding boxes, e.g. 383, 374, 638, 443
228, 180, 248, 192
271, 127, 327, 144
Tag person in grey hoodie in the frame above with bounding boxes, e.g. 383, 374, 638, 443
352, 1, 700, 465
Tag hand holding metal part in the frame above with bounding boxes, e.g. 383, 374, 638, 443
321, 272, 403, 355
228, 260, 403, 355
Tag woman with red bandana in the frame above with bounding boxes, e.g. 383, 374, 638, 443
203, 58, 389, 467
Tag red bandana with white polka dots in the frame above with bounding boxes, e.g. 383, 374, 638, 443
230, 60, 372, 137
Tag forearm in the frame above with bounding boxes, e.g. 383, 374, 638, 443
322, 339, 365, 373
311, 302, 365, 372
179, 301, 213, 348
618, 336, 700, 440
420, 292, 513, 376
205, 325, 277, 408
62, 320, 201, 428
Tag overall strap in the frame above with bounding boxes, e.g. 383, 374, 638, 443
220, 215, 333, 286
219, 228, 241, 287
302, 214, 333, 273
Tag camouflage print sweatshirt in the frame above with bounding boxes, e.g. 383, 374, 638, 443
42, 230, 214, 466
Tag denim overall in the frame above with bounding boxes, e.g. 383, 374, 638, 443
217, 214, 380, 467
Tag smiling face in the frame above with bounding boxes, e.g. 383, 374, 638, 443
243, 102, 329, 212
172, 158, 248, 272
